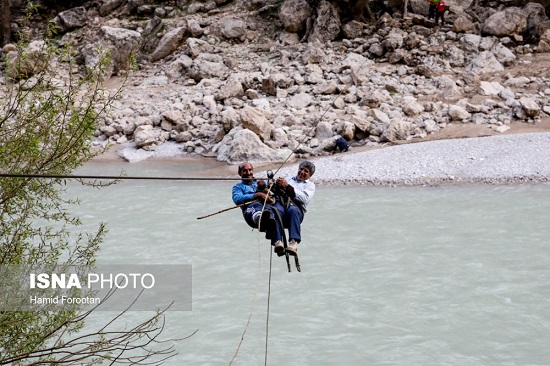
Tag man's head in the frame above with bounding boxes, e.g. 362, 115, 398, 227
238, 162, 254, 180
297, 161, 315, 181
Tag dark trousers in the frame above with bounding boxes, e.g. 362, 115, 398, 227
428, 4, 436, 19
435, 11, 445, 25
243, 201, 304, 244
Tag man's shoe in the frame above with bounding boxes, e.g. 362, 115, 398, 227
286, 240, 298, 256
274, 241, 285, 257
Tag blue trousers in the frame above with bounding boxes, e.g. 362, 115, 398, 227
243, 201, 304, 245
272, 201, 304, 244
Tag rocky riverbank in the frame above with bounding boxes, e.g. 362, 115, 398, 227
82, 0, 550, 165
4, 0, 550, 169
100, 28, 550, 165
92, 127, 550, 187
272, 131, 550, 186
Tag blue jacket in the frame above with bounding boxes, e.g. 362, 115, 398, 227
232, 180, 260, 209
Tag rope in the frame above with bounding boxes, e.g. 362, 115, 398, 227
228, 181, 276, 365
265, 239, 274, 366
228, 228, 263, 366
0, 173, 252, 181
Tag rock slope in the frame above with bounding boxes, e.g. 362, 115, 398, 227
3, 0, 550, 165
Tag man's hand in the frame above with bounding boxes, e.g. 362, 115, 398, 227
256, 179, 267, 192
254, 191, 275, 204
276, 177, 288, 188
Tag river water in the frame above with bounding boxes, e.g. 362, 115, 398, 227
69, 160, 550, 366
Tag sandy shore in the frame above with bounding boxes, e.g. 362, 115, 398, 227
91, 121, 550, 186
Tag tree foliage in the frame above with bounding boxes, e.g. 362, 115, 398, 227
0, 24, 183, 366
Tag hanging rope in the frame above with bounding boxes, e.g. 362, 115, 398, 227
265, 240, 274, 366
228, 228, 264, 366
227, 180, 277, 366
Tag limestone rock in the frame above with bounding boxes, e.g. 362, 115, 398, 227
83, 26, 141, 78
310, 0, 341, 42
213, 128, 292, 164
240, 106, 272, 141
448, 105, 472, 121
221, 18, 246, 40
279, 0, 312, 33
150, 26, 188, 62
53, 7, 87, 33
315, 121, 334, 139
482, 7, 527, 36
381, 119, 414, 142
519, 97, 540, 117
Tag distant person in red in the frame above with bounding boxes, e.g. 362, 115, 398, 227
427, 0, 438, 20
435, 0, 447, 26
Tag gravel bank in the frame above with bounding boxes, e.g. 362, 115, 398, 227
272, 132, 550, 186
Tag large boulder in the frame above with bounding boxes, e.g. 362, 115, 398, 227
344, 53, 375, 86
315, 121, 334, 139
481, 7, 527, 36
523, 2, 550, 42
216, 74, 244, 100
491, 43, 516, 66
240, 106, 272, 141
53, 6, 87, 34
220, 18, 246, 39
82, 26, 141, 78
5, 40, 49, 79
466, 51, 504, 74
99, 0, 125, 16
150, 25, 188, 61
213, 128, 292, 164
187, 54, 229, 81
342, 20, 364, 39
452, 15, 477, 33
538, 29, 550, 52
402, 97, 425, 116
133, 125, 166, 149
380, 119, 414, 142
310, 0, 341, 42
279, 0, 312, 33
185, 37, 214, 58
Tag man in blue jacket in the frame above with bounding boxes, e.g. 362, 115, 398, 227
232, 162, 283, 255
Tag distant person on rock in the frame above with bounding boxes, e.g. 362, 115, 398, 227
331, 136, 353, 154
427, 0, 438, 20
435, 0, 447, 26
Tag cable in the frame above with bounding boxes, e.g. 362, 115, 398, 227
0, 173, 257, 181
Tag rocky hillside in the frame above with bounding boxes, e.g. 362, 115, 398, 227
2, 0, 550, 163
